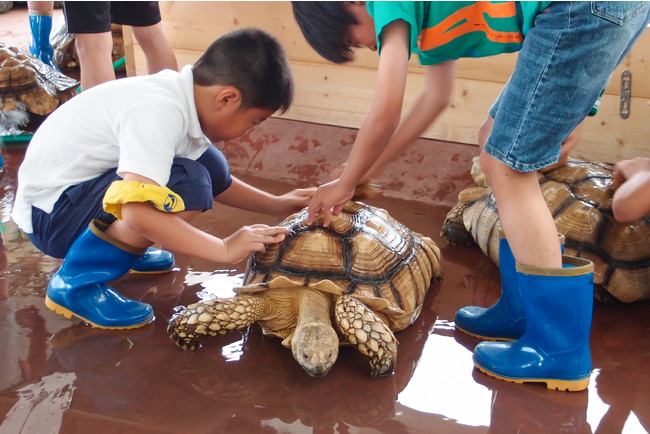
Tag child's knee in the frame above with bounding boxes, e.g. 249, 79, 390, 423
479, 151, 498, 180
195, 146, 233, 197
132, 23, 164, 49
75, 32, 112, 56
168, 159, 215, 211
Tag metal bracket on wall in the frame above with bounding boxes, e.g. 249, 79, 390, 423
620, 70, 631, 119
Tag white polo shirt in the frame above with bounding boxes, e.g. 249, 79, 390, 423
12, 65, 212, 233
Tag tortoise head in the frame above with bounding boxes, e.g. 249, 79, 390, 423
291, 322, 339, 377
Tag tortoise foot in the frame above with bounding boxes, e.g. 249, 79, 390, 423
168, 296, 266, 350
167, 304, 209, 350
334, 295, 398, 378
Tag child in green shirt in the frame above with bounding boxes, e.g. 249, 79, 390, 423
292, 1, 650, 392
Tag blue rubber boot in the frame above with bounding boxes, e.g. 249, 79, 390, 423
45, 220, 154, 329
131, 247, 175, 274
473, 256, 594, 392
455, 233, 565, 341
28, 11, 58, 70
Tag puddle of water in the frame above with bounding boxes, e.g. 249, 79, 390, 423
0, 372, 76, 434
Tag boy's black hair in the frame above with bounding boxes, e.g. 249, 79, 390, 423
291, 1, 358, 64
193, 28, 293, 113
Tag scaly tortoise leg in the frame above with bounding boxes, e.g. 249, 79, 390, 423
168, 295, 269, 350
334, 295, 398, 377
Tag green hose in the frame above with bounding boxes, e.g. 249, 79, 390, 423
1, 133, 34, 144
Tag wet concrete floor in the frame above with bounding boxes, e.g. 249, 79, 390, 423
0, 134, 649, 433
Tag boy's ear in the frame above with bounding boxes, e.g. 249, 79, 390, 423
215, 86, 242, 111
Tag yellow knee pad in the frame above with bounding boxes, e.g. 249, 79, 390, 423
103, 180, 185, 219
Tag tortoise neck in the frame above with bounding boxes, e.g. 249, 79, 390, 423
296, 289, 332, 327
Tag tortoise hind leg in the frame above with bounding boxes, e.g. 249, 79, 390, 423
334, 295, 398, 378
168, 295, 269, 350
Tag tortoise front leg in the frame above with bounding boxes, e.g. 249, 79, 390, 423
334, 295, 398, 377
168, 295, 269, 350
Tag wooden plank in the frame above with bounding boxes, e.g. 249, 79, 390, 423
134, 46, 649, 163
140, 49, 497, 144
452, 32, 649, 98
121, 25, 136, 77
155, 2, 650, 98
579, 96, 650, 163
129, 2, 650, 164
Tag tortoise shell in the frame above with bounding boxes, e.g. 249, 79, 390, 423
0, 42, 78, 115
442, 158, 650, 303
239, 201, 443, 333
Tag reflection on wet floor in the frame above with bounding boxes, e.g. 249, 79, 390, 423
0, 144, 649, 434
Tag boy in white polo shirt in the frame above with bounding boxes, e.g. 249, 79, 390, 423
12, 28, 314, 330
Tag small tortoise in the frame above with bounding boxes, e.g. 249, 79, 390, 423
442, 157, 650, 303
169, 201, 442, 377
0, 42, 78, 116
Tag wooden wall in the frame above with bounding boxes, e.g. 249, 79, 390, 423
124, 1, 650, 164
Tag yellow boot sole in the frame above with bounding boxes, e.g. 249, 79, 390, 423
45, 296, 153, 330
455, 325, 517, 342
475, 363, 590, 392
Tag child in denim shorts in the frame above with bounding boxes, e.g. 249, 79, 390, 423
12, 28, 314, 331
291, 1, 650, 391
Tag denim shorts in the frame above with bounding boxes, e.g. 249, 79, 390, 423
28, 145, 232, 258
484, 1, 650, 172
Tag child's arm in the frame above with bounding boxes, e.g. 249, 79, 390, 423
308, 20, 412, 225
123, 202, 286, 264
612, 157, 650, 222
365, 60, 456, 180
115, 174, 287, 264
216, 176, 315, 217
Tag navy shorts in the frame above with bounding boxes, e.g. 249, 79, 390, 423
28, 146, 232, 259
63, 1, 162, 33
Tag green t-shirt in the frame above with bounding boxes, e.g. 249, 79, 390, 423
367, 1, 551, 65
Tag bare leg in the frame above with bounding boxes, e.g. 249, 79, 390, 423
74, 32, 115, 91
132, 22, 178, 74
479, 151, 561, 268
105, 209, 201, 249
27, 1, 53, 13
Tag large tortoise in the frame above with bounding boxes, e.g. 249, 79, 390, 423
0, 42, 78, 117
442, 157, 649, 303
169, 201, 442, 377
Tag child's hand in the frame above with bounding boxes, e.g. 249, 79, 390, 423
307, 179, 355, 227
612, 157, 650, 222
330, 163, 381, 200
272, 187, 317, 216
222, 224, 288, 264
613, 157, 650, 185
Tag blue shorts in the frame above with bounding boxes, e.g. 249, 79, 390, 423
485, 1, 650, 172
28, 146, 232, 258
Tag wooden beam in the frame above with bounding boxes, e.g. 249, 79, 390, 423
127, 1, 650, 164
